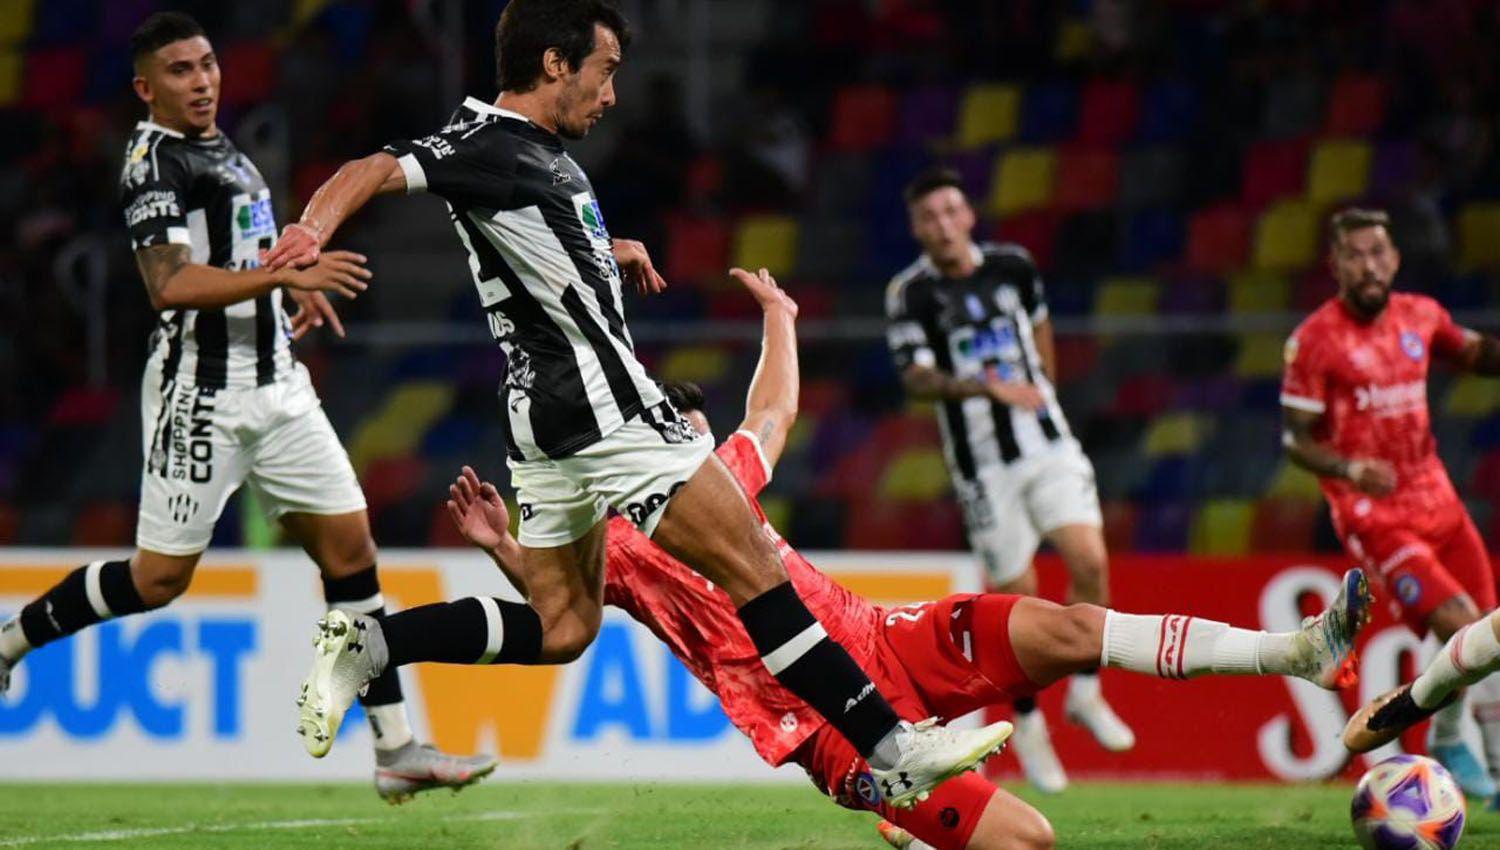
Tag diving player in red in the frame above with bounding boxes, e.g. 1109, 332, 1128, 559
437, 269, 1371, 850
1282, 208, 1500, 799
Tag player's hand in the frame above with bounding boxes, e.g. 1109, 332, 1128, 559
446, 465, 511, 551
612, 238, 668, 296
263, 223, 323, 271
729, 267, 798, 318
281, 250, 371, 299
1347, 459, 1397, 496
986, 379, 1046, 410
284, 290, 345, 340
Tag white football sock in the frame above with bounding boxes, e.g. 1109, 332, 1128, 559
0, 617, 31, 663
1102, 610, 1300, 678
366, 702, 415, 751
1412, 614, 1500, 709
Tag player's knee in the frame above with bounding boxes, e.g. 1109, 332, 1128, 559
130, 557, 194, 607
538, 603, 602, 663
315, 535, 378, 578
968, 808, 1055, 850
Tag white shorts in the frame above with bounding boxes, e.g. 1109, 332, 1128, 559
136, 361, 366, 556
508, 414, 714, 548
955, 439, 1103, 586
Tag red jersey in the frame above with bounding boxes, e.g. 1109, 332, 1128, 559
1281, 293, 1468, 523
602, 431, 884, 767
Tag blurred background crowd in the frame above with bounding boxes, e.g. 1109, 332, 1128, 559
2, 0, 1498, 556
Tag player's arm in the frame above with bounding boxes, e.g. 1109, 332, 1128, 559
134, 244, 370, 311
445, 466, 531, 599
734, 267, 799, 468
1450, 328, 1500, 376
1281, 406, 1396, 495
263, 153, 406, 271
900, 365, 1046, 410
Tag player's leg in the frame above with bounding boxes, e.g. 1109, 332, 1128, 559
877, 774, 1054, 850
1434, 515, 1500, 803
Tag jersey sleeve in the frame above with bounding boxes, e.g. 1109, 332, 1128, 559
717, 431, 773, 498
382, 123, 518, 207
1429, 300, 1469, 359
1014, 248, 1049, 324
1280, 326, 1328, 414
120, 147, 191, 251
885, 278, 938, 372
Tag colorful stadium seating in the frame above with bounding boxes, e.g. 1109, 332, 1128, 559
986, 146, 1056, 216
731, 214, 799, 276
1306, 139, 1372, 204
955, 83, 1020, 148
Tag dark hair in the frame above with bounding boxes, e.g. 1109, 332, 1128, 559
495, 0, 631, 93
903, 166, 967, 206
661, 380, 705, 415
129, 12, 206, 66
1329, 207, 1391, 246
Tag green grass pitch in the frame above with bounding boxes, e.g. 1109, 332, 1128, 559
1, 781, 1495, 849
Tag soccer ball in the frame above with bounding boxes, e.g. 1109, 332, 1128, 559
1351, 754, 1466, 850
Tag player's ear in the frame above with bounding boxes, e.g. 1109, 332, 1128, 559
541, 46, 571, 82
132, 73, 152, 105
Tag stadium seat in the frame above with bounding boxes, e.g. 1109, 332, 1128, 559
1133, 501, 1193, 552
1227, 271, 1291, 314
827, 85, 896, 152
217, 41, 277, 108
1119, 209, 1184, 272
896, 85, 957, 147
1446, 375, 1500, 417
1471, 414, 1500, 450
1261, 74, 1322, 139
1076, 79, 1139, 146
1052, 146, 1118, 212
1018, 80, 1077, 142
1142, 413, 1210, 456
1324, 73, 1386, 136
1249, 498, 1320, 552
1306, 139, 1372, 204
1233, 333, 1287, 378
1101, 500, 1138, 554
361, 455, 429, 517
986, 147, 1056, 216
1135, 456, 1197, 502
993, 211, 1060, 271
1053, 17, 1092, 63
731, 214, 799, 276
664, 215, 730, 283
1136, 79, 1198, 142
659, 344, 732, 386
796, 216, 864, 279
45, 386, 119, 427
1252, 200, 1319, 270
71, 501, 134, 547
0, 49, 18, 106
1110, 374, 1178, 417
348, 382, 455, 473
0, 0, 34, 46
943, 148, 996, 200
1457, 203, 1500, 270
845, 499, 964, 550
1241, 139, 1308, 208
1188, 498, 1254, 555
22, 47, 86, 108
1160, 276, 1225, 315
1265, 460, 1323, 501
877, 447, 951, 501
1184, 203, 1251, 275
1370, 140, 1416, 198
1094, 276, 1160, 316
955, 83, 1021, 148
1118, 146, 1185, 208
1472, 450, 1500, 502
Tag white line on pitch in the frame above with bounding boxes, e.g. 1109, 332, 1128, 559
0, 809, 602, 846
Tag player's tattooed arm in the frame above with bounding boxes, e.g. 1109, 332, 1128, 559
134, 244, 370, 311
1281, 407, 1396, 495
735, 268, 799, 468
135, 244, 191, 309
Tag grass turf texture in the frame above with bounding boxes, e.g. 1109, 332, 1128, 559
1, 781, 1495, 849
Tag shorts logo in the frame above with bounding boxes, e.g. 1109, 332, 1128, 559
1394, 574, 1422, 605
168, 493, 201, 525
519, 503, 535, 520
168, 389, 216, 483
779, 712, 798, 733
940, 807, 961, 829
853, 772, 881, 807
844, 682, 875, 713
624, 481, 686, 527
1400, 330, 1425, 361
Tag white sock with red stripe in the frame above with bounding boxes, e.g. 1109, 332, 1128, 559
1412, 613, 1500, 710
1100, 611, 1300, 678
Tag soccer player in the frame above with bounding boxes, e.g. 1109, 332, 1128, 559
1282, 207, 1500, 799
421, 267, 1369, 850
267, 0, 1008, 805
0, 12, 491, 802
885, 167, 1130, 793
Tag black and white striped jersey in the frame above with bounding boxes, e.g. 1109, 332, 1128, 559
885, 242, 1071, 479
383, 98, 671, 462
120, 120, 293, 391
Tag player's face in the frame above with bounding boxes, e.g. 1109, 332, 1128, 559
1330, 225, 1400, 318
133, 36, 219, 136
554, 24, 621, 140
908, 187, 976, 267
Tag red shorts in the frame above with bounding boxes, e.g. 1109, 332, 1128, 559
1340, 507, 1494, 635
791, 593, 1036, 850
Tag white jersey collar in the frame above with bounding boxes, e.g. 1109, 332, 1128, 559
464, 96, 533, 125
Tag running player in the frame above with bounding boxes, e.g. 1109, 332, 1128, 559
1282, 207, 1500, 799
885, 167, 1130, 792
269, 0, 1009, 805
424, 268, 1370, 850
0, 12, 491, 802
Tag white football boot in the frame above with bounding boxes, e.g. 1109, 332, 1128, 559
1011, 709, 1069, 794
1288, 568, 1371, 689
374, 741, 500, 804
1064, 677, 1136, 752
870, 717, 1014, 809
297, 610, 385, 758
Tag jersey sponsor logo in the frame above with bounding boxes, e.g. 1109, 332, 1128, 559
1352, 380, 1426, 416
1400, 330, 1425, 361
412, 134, 456, 159
571, 192, 621, 284
549, 157, 572, 186
952, 322, 1023, 380
235, 197, 275, 241
125, 190, 181, 226
168, 389, 217, 483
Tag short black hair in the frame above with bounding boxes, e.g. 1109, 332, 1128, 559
661, 380, 705, 415
129, 12, 206, 67
903, 166, 966, 206
1328, 207, 1391, 246
495, 0, 632, 93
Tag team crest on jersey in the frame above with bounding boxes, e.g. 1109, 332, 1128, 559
549, 157, 572, 185
1400, 330, 1425, 361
